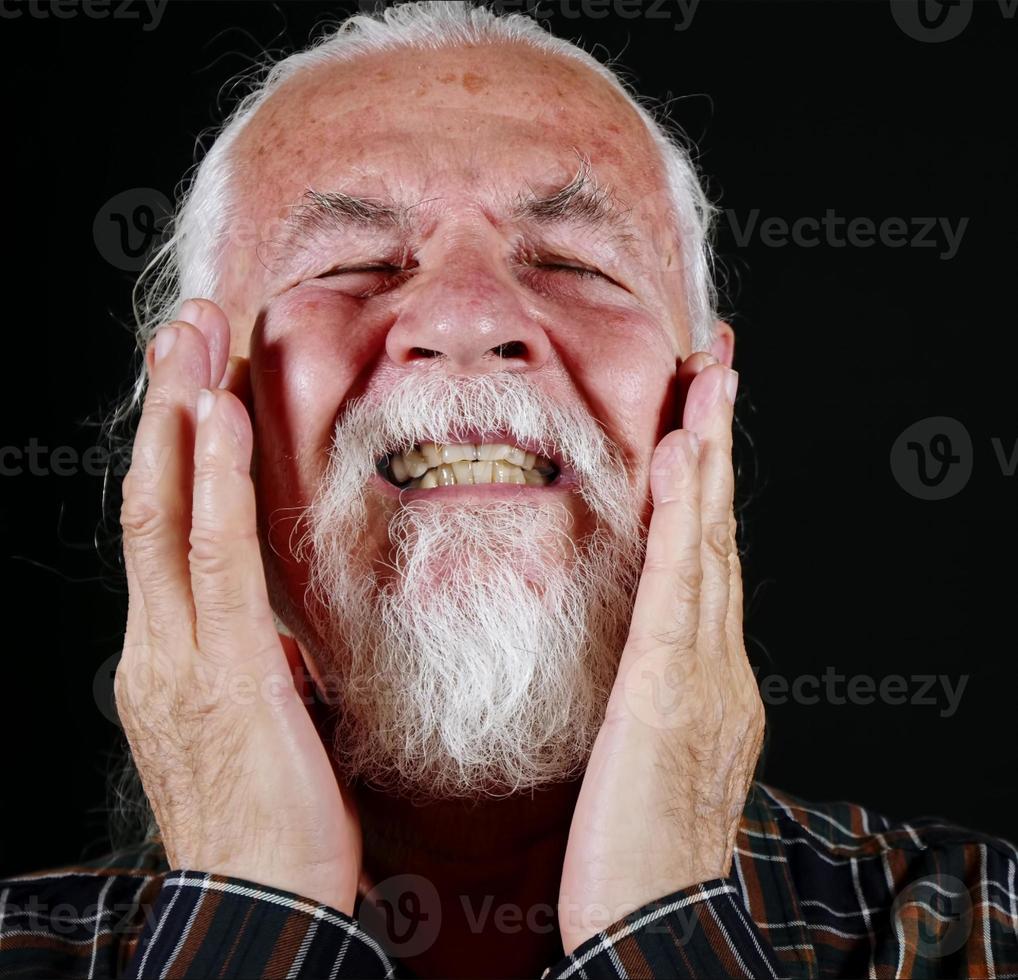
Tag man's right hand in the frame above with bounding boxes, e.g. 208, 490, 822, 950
116, 298, 361, 914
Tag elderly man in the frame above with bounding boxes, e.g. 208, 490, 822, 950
2, 3, 1015, 978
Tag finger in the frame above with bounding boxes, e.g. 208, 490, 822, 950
676, 350, 718, 384
675, 351, 718, 425
178, 298, 231, 388
121, 321, 212, 634
621, 428, 702, 661
189, 387, 278, 663
726, 511, 747, 665
682, 364, 738, 644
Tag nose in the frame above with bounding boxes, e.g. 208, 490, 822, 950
385, 243, 551, 374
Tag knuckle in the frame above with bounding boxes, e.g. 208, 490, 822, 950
703, 521, 731, 563
120, 495, 162, 539
672, 559, 702, 604
143, 382, 176, 411
188, 534, 248, 614
188, 525, 250, 568
192, 448, 223, 483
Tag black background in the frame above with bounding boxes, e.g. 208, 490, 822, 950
2, 0, 1016, 878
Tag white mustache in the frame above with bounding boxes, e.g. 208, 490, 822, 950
321, 371, 635, 529
290, 370, 647, 797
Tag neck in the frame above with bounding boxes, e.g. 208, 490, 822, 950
354, 777, 582, 979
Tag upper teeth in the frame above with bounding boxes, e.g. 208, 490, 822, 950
384, 442, 556, 488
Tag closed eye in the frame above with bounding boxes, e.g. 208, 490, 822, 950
316, 263, 406, 278
537, 262, 607, 280
311, 258, 619, 296
527, 260, 628, 291
311, 262, 416, 299
319, 262, 605, 278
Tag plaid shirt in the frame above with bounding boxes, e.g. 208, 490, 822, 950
1, 783, 1015, 979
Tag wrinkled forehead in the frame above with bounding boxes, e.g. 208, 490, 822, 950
229, 42, 673, 252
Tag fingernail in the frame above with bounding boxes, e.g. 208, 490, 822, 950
178, 298, 203, 326
724, 369, 739, 404
153, 325, 177, 363
196, 389, 215, 423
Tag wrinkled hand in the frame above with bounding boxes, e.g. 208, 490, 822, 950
116, 298, 361, 913
558, 354, 764, 953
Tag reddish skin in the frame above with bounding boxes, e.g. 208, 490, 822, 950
116, 42, 761, 979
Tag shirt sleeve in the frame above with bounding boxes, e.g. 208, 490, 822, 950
544, 880, 785, 980
124, 871, 396, 979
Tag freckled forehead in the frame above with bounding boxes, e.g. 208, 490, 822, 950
231, 42, 667, 222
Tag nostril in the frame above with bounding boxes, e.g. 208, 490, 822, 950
409, 346, 443, 359
490, 341, 527, 359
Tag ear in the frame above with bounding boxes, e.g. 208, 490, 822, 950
708, 320, 735, 367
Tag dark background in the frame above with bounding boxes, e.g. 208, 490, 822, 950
2, 0, 1015, 877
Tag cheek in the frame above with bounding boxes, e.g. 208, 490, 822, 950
553, 307, 677, 467
249, 290, 387, 518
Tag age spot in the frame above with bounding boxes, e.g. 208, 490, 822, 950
462, 71, 487, 94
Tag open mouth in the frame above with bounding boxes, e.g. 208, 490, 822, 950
377, 440, 561, 489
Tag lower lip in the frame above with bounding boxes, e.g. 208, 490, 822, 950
370, 472, 576, 502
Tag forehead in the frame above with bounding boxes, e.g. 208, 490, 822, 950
231, 42, 668, 233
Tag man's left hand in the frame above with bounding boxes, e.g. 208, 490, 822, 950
558, 354, 765, 954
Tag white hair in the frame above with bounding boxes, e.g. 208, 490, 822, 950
294, 370, 645, 797
110, 1, 722, 831
128, 0, 717, 411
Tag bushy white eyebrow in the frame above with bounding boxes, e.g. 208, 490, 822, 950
273, 154, 640, 266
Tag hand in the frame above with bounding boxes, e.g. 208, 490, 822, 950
558, 354, 764, 953
116, 298, 361, 913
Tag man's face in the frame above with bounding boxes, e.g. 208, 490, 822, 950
216, 43, 695, 795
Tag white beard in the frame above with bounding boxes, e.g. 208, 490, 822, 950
293, 372, 645, 799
